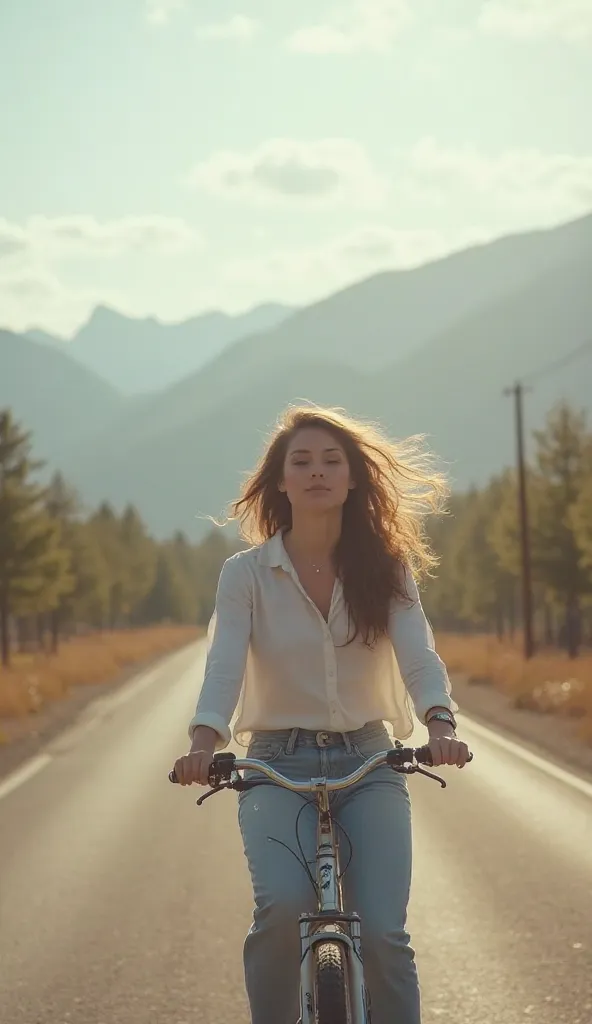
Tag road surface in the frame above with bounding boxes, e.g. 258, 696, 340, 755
1, 641, 591, 1024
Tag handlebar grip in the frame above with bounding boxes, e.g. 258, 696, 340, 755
413, 745, 474, 767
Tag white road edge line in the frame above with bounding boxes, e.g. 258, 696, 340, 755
0, 642, 203, 804
0, 754, 52, 801
459, 713, 592, 799
1, 685, 591, 804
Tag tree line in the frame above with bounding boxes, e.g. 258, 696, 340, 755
0, 409, 237, 667
424, 402, 592, 657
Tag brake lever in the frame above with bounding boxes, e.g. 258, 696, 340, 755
195, 777, 270, 806
414, 765, 446, 788
390, 763, 447, 788
195, 782, 233, 806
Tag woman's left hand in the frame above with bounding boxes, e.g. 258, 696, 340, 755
427, 722, 471, 768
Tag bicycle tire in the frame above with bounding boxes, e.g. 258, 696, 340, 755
314, 941, 349, 1024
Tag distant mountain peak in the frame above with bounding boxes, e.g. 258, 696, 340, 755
85, 304, 129, 327
65, 299, 296, 395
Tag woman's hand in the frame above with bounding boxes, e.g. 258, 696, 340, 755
427, 720, 471, 768
173, 749, 214, 786
173, 725, 219, 785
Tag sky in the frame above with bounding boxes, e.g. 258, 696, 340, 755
1, 0, 591, 336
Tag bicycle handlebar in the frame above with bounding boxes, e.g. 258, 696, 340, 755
168, 744, 473, 798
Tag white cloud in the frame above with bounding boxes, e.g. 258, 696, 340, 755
0, 267, 59, 303
0, 215, 201, 335
287, 0, 411, 54
188, 138, 387, 207
332, 225, 448, 266
478, 0, 592, 44
408, 138, 592, 221
221, 223, 485, 307
145, 0, 185, 26
196, 15, 260, 42
0, 215, 199, 259
0, 265, 124, 336
0, 220, 29, 260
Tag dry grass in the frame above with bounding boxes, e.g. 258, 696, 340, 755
0, 626, 200, 722
437, 633, 592, 744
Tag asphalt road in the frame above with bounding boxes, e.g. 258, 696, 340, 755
1, 641, 591, 1024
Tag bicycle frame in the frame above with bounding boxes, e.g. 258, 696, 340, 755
218, 750, 428, 1024
297, 774, 369, 1024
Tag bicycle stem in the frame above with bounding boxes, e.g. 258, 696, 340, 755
315, 786, 342, 914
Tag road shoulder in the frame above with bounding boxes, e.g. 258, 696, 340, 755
0, 643, 196, 782
454, 674, 592, 780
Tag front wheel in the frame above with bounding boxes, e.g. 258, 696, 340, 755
314, 941, 349, 1024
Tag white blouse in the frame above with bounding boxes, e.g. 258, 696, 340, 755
189, 531, 457, 749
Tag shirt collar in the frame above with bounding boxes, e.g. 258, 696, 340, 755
257, 531, 291, 570
257, 530, 344, 609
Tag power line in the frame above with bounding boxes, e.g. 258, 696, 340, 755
523, 336, 592, 386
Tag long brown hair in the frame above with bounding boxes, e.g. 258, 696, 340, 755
229, 405, 449, 645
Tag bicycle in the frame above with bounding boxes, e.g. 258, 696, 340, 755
169, 741, 473, 1024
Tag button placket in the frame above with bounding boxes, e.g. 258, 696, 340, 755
283, 561, 342, 726
324, 638, 339, 722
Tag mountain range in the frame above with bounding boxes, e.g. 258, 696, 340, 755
25, 301, 294, 394
2, 210, 592, 539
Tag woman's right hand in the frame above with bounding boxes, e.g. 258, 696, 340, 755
173, 749, 214, 786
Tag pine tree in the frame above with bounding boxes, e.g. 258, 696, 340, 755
569, 437, 592, 592
44, 472, 79, 651
90, 503, 126, 628
119, 505, 157, 623
141, 546, 196, 623
0, 411, 71, 666
531, 403, 590, 656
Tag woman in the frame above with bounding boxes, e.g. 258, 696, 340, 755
174, 405, 470, 1024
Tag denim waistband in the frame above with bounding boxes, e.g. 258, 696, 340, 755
249, 719, 388, 753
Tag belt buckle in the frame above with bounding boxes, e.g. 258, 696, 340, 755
316, 731, 331, 747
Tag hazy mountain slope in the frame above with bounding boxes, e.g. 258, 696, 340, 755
25, 328, 66, 347
61, 247, 592, 537
0, 330, 122, 465
240, 210, 592, 371
9, 211, 592, 535
58, 212, 592, 470
370, 252, 592, 484
64, 361, 366, 535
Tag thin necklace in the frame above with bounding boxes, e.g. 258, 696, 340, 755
283, 534, 331, 574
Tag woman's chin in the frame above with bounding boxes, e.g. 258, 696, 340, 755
297, 494, 344, 513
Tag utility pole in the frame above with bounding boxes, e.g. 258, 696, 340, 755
504, 382, 534, 659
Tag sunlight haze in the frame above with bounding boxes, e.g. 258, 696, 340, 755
1, 0, 591, 334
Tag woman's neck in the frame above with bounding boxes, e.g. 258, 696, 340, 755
284, 512, 342, 560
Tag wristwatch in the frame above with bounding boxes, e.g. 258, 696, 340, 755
425, 710, 457, 731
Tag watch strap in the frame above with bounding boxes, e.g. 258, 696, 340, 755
425, 710, 457, 730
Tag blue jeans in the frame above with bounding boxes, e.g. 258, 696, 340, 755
238, 721, 421, 1024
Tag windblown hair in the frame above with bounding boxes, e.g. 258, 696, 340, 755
229, 405, 449, 646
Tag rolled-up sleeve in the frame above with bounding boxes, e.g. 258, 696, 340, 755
187, 554, 252, 749
388, 567, 458, 724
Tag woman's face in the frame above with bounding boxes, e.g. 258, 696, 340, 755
279, 427, 355, 513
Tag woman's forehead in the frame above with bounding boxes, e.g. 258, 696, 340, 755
286, 426, 344, 453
